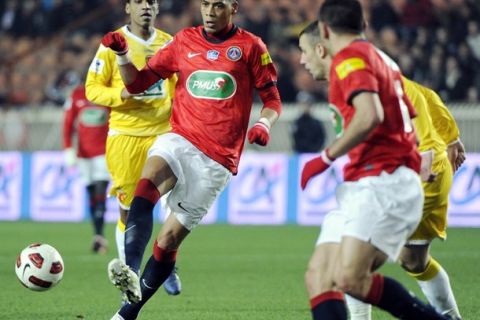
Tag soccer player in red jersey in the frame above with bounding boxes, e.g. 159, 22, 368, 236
103, 1, 282, 318
300, 1, 450, 319
63, 84, 110, 253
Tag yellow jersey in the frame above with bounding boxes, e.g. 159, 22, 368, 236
86, 25, 176, 136
402, 77, 459, 163
413, 81, 460, 146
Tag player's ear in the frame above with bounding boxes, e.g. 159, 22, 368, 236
315, 43, 324, 58
125, 2, 131, 15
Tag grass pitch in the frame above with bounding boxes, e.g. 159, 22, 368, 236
0, 222, 478, 319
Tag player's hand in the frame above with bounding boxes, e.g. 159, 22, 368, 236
447, 139, 466, 173
420, 150, 437, 183
64, 147, 77, 167
101, 32, 128, 55
301, 149, 335, 190
247, 119, 270, 146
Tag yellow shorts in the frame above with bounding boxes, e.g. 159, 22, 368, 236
408, 154, 453, 243
106, 134, 157, 209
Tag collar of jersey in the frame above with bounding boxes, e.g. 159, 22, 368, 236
121, 25, 157, 46
201, 24, 238, 44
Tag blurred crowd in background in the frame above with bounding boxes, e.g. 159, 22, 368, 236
1, 0, 480, 109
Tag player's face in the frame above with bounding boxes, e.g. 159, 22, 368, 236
299, 34, 329, 81
200, 0, 237, 33
126, 0, 159, 29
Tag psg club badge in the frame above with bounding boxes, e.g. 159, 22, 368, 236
207, 50, 220, 61
226, 46, 242, 61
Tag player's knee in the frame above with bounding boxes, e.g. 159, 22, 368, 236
399, 251, 429, 273
335, 269, 366, 297
304, 266, 317, 289
156, 231, 181, 251
305, 266, 329, 295
401, 257, 429, 273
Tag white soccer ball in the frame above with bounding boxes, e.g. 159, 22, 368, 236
15, 243, 64, 291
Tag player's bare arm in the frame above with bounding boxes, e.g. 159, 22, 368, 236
301, 92, 383, 190
101, 32, 159, 93
327, 92, 383, 159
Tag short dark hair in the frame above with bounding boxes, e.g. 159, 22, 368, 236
299, 20, 321, 41
318, 0, 364, 34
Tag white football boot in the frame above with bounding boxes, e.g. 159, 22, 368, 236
108, 258, 142, 303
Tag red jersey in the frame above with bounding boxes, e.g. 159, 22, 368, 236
329, 40, 420, 181
147, 26, 278, 174
63, 86, 109, 158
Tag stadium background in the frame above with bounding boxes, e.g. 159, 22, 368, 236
1, 1, 480, 319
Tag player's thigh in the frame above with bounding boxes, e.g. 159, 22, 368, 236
106, 134, 156, 208
148, 133, 232, 230
339, 166, 424, 262
409, 157, 453, 243
171, 154, 230, 230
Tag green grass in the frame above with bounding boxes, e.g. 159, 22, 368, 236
0, 222, 478, 319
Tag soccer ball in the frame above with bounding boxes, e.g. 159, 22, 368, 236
15, 243, 64, 291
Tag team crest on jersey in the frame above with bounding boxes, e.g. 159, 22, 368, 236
89, 58, 105, 74
226, 46, 242, 61
207, 50, 220, 61
186, 70, 237, 100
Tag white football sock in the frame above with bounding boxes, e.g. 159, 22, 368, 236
416, 265, 461, 318
345, 295, 372, 320
115, 219, 126, 263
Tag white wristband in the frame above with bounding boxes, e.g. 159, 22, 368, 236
320, 149, 334, 165
116, 52, 131, 66
257, 117, 271, 130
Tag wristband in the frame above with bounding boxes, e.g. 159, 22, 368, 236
320, 149, 335, 165
116, 52, 131, 66
257, 117, 271, 130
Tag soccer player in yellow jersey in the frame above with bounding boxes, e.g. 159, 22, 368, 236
85, 0, 181, 296
298, 21, 465, 319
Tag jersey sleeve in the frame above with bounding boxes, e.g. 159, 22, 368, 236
332, 50, 378, 105
62, 90, 78, 149
147, 36, 179, 79
85, 45, 124, 107
249, 37, 278, 90
418, 84, 460, 144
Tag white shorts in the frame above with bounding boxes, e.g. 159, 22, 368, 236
316, 166, 424, 261
78, 155, 110, 186
148, 133, 232, 230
